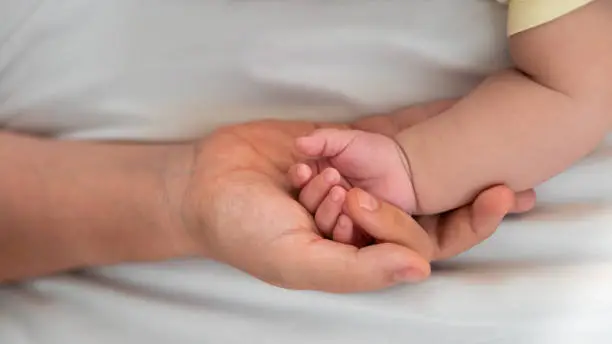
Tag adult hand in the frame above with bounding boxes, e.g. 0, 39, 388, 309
343, 186, 534, 263
178, 101, 535, 293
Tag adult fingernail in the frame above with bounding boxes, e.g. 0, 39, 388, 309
357, 190, 379, 211
514, 192, 536, 212
393, 267, 427, 283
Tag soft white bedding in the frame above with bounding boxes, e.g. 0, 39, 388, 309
1, 1, 611, 343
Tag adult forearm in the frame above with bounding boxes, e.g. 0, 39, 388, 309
0, 132, 197, 282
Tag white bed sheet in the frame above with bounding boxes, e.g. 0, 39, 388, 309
1, 1, 612, 343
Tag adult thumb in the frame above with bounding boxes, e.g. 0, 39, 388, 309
278, 233, 431, 293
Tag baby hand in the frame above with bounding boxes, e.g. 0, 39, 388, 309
293, 128, 417, 213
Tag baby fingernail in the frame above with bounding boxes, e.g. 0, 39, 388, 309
357, 190, 379, 211
330, 187, 344, 202
337, 215, 350, 228
297, 164, 309, 178
324, 169, 338, 183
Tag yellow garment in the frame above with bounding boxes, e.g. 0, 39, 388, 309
507, 0, 595, 35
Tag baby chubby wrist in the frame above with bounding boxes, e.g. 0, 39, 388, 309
394, 126, 455, 215
389, 135, 420, 214
393, 129, 433, 215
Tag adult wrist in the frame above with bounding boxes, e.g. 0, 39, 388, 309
0, 133, 201, 281
156, 141, 203, 259
65, 141, 202, 270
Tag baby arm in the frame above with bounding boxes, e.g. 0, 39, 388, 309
396, 0, 612, 214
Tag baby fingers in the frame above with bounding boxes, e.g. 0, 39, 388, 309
314, 186, 347, 238
299, 168, 343, 213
